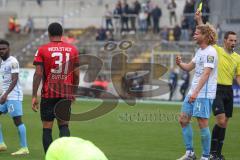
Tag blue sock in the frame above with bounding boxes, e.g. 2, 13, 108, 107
182, 123, 193, 151
201, 127, 211, 157
17, 124, 27, 148
0, 124, 4, 144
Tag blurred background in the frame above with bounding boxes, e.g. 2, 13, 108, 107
0, 0, 239, 104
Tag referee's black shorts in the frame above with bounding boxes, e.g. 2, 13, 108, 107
40, 98, 72, 121
212, 84, 233, 118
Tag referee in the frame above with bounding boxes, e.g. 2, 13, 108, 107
195, 11, 240, 160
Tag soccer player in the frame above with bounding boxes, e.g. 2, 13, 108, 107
195, 11, 240, 160
32, 22, 80, 153
0, 40, 29, 155
176, 24, 218, 160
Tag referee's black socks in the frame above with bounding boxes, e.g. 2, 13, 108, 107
59, 124, 70, 137
210, 124, 226, 156
43, 128, 53, 153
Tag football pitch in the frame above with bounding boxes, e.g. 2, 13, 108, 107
0, 96, 239, 160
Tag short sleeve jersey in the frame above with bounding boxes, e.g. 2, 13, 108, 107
213, 45, 240, 85
0, 56, 23, 101
33, 41, 80, 99
188, 45, 218, 99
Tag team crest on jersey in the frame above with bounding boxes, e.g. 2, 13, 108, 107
11, 62, 18, 69
207, 56, 214, 63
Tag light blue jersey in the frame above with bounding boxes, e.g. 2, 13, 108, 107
182, 45, 218, 118
188, 46, 218, 99
0, 56, 23, 101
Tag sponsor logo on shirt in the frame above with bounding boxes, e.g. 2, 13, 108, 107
207, 56, 214, 63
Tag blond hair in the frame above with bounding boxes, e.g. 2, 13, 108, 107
196, 23, 217, 45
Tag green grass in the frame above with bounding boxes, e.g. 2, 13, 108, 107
0, 96, 240, 160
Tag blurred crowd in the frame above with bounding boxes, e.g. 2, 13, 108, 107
97, 0, 211, 42
8, 16, 34, 34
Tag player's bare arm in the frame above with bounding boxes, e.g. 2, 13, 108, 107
32, 64, 43, 112
195, 10, 204, 25
189, 67, 212, 103
0, 73, 18, 104
176, 55, 195, 71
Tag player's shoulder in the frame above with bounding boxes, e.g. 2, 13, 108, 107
205, 45, 217, 55
8, 56, 19, 63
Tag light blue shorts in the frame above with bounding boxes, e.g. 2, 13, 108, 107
0, 100, 23, 117
181, 96, 213, 118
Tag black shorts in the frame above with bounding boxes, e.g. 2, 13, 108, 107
40, 98, 72, 121
212, 84, 233, 117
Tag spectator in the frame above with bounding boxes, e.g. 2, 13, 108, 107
216, 24, 223, 44
167, 0, 177, 26
168, 29, 175, 41
138, 10, 148, 33
173, 24, 181, 41
121, 0, 130, 33
134, 0, 141, 15
96, 27, 107, 41
36, 0, 42, 7
145, 0, 154, 31
183, 0, 195, 31
202, 0, 210, 24
8, 16, 16, 32
113, 2, 122, 33
151, 5, 162, 33
13, 17, 21, 33
180, 71, 190, 101
24, 16, 34, 34
180, 16, 189, 41
160, 26, 168, 41
168, 68, 178, 101
129, 2, 137, 32
104, 4, 113, 30
106, 30, 114, 41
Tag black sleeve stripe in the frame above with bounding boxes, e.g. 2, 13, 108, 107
33, 61, 43, 65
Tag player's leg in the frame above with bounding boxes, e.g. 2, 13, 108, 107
12, 116, 28, 148
193, 98, 212, 160
55, 99, 71, 137
214, 114, 228, 160
211, 86, 232, 159
42, 121, 54, 153
210, 89, 225, 158
214, 91, 232, 159
0, 106, 7, 151
57, 120, 70, 137
177, 96, 196, 160
197, 118, 211, 160
7, 100, 29, 155
40, 98, 56, 153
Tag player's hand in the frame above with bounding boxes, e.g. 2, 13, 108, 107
0, 93, 8, 104
32, 97, 39, 112
188, 92, 198, 103
176, 55, 182, 65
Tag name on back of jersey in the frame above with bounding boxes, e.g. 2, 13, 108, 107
48, 47, 72, 52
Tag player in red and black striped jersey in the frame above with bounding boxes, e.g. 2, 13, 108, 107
32, 22, 80, 153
